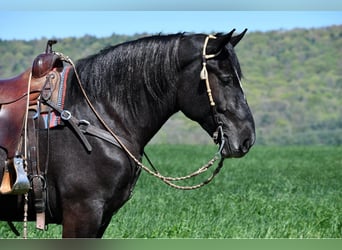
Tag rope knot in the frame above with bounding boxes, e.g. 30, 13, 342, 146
200, 64, 208, 80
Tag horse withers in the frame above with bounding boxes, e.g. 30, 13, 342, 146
0, 29, 255, 238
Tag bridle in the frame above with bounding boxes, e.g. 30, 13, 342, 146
54, 35, 227, 190
200, 34, 226, 152
200, 34, 245, 152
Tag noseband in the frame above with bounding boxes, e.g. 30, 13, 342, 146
200, 35, 226, 154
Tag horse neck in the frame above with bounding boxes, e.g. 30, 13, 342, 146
67, 57, 179, 150
128, 88, 178, 147
100, 38, 181, 148
94, 81, 178, 150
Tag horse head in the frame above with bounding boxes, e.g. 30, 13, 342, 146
177, 29, 255, 158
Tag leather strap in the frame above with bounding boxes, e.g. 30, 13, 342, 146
42, 99, 123, 152
78, 122, 122, 150
42, 99, 93, 152
27, 111, 46, 230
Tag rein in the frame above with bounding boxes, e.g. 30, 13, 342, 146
54, 34, 226, 190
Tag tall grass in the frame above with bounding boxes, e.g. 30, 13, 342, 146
1, 145, 341, 238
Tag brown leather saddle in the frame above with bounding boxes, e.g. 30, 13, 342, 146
0, 40, 64, 194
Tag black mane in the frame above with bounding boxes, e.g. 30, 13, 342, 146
74, 34, 183, 115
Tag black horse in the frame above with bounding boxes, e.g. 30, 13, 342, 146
0, 30, 255, 238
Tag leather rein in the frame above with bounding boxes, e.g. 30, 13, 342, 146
52, 35, 226, 190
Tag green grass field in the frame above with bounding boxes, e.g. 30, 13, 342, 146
1, 145, 341, 238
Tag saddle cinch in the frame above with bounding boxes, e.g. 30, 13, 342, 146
0, 40, 64, 195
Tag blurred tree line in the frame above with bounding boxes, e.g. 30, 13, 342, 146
0, 26, 341, 145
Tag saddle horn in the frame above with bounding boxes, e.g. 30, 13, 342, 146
46, 40, 57, 53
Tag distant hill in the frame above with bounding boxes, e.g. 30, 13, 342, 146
1, 26, 341, 145
236, 26, 341, 145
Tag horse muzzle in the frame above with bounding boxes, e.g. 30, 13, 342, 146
215, 126, 255, 158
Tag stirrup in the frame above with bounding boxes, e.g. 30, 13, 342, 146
0, 156, 30, 195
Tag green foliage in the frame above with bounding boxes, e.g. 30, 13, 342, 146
0, 26, 341, 145
1, 145, 341, 238
235, 26, 342, 146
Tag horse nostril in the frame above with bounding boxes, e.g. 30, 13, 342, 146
241, 139, 251, 153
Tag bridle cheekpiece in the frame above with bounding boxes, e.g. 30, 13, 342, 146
200, 35, 226, 155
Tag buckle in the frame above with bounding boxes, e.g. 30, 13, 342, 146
60, 110, 72, 121
29, 174, 47, 190
78, 119, 90, 133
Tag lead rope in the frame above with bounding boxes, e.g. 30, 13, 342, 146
53, 35, 225, 190
23, 72, 33, 239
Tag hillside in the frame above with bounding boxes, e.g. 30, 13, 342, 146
0, 26, 341, 145
237, 26, 342, 145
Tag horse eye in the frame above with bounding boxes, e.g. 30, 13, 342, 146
220, 75, 233, 84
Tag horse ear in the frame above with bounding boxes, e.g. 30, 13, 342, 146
230, 28, 248, 47
207, 29, 236, 54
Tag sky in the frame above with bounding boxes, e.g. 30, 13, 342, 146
0, 11, 341, 41
1, 0, 342, 10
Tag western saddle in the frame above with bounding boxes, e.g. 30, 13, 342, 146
0, 40, 64, 195
1, 40, 126, 233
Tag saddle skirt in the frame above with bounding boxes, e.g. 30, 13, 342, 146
0, 42, 71, 230
0, 66, 70, 159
